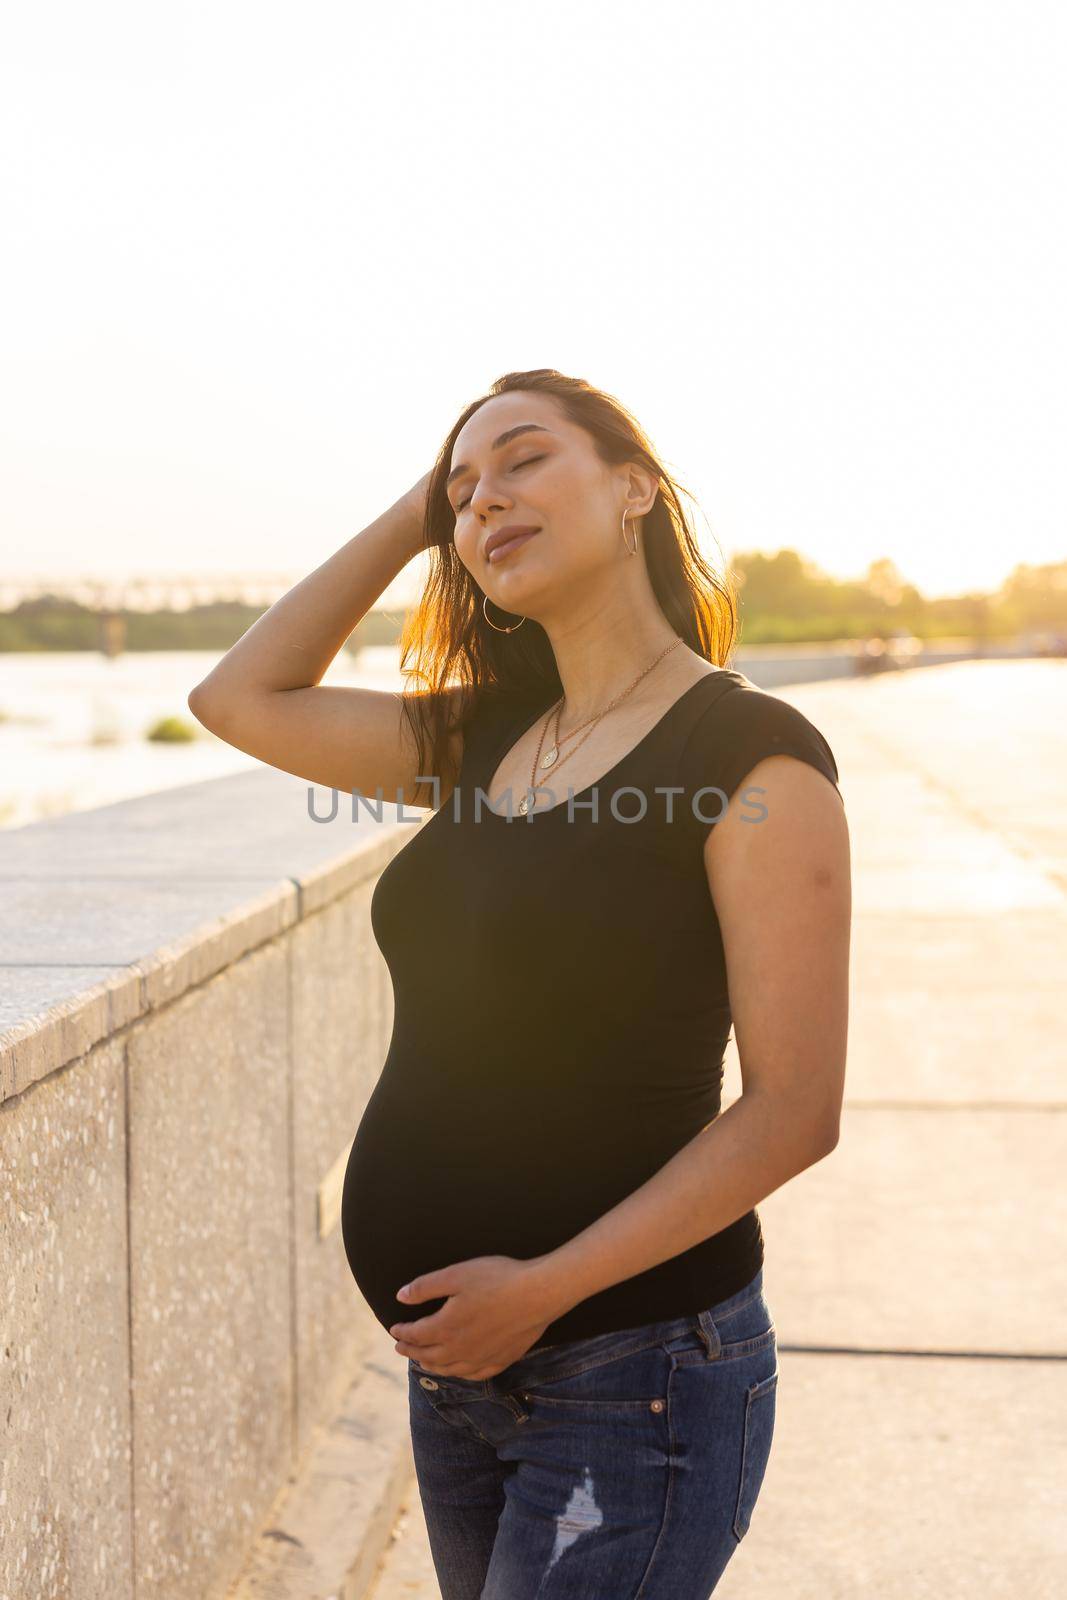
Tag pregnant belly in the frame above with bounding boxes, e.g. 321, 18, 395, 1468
340, 1085, 659, 1336
341, 1111, 547, 1332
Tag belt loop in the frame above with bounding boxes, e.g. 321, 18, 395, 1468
697, 1309, 722, 1361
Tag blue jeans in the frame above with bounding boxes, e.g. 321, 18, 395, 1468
407, 1265, 778, 1598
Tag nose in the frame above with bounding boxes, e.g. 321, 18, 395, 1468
469, 477, 510, 520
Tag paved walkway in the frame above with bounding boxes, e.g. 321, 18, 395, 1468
366, 659, 1067, 1598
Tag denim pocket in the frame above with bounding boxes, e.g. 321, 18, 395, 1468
732, 1368, 778, 1540
516, 1341, 670, 1413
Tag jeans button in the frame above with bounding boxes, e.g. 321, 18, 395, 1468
419, 1376, 439, 1390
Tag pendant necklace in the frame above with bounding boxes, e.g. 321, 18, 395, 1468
518, 638, 685, 815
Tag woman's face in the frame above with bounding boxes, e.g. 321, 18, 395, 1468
447, 391, 639, 613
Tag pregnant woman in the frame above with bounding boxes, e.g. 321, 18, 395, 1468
188, 368, 851, 1598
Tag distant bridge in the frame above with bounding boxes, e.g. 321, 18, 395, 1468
0, 574, 313, 612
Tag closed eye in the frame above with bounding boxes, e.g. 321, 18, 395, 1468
456, 455, 544, 512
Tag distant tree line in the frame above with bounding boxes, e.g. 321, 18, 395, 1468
729, 553, 1065, 644
725, 553, 1065, 644
0, 598, 405, 653
1, 556, 1063, 651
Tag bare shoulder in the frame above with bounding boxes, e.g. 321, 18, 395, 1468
704, 749, 851, 928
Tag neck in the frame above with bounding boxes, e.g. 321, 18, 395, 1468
538, 604, 687, 728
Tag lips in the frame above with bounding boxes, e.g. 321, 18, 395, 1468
485, 526, 541, 563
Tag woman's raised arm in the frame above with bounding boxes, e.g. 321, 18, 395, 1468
185, 470, 463, 803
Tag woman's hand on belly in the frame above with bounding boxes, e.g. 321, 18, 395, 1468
388, 1253, 560, 1379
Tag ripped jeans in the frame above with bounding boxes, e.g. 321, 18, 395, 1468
406, 1265, 778, 1599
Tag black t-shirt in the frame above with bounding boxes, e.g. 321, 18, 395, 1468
341, 666, 840, 1349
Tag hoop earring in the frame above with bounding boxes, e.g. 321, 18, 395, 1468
622, 507, 639, 555
482, 593, 526, 632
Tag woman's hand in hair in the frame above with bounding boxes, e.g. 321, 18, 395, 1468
399, 468, 434, 554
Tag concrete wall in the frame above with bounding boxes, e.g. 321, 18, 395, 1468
734, 636, 1025, 689
0, 769, 418, 1600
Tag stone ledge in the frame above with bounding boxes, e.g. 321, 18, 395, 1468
0, 767, 422, 1104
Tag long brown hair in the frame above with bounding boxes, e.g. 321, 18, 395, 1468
397, 368, 739, 795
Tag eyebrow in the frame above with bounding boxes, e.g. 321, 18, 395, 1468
446, 424, 554, 490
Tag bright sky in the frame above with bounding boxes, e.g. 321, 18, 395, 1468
2, 1, 1063, 604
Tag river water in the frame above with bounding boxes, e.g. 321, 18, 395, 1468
0, 646, 405, 829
